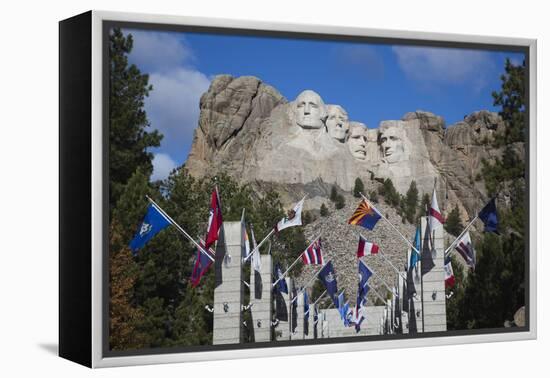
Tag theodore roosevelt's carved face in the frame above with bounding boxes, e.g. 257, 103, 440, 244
347, 122, 368, 160
294, 90, 327, 129
326, 105, 349, 142
379, 126, 406, 163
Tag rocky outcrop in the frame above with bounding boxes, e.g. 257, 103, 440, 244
185, 75, 510, 222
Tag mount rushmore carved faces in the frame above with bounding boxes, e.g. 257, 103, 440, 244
346, 122, 368, 160
326, 105, 350, 142
294, 90, 327, 129
379, 123, 408, 163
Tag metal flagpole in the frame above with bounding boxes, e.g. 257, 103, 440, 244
244, 195, 308, 262
378, 251, 407, 281
360, 260, 394, 296
146, 195, 215, 262
444, 215, 478, 257
272, 234, 322, 287
359, 193, 420, 254
311, 290, 327, 306
290, 263, 326, 305
243, 228, 275, 262
367, 282, 387, 304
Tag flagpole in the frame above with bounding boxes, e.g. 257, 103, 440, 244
360, 260, 394, 296
290, 263, 326, 305
311, 290, 327, 306
444, 215, 478, 257
146, 195, 215, 262
272, 234, 322, 287
366, 282, 387, 304
359, 193, 420, 254
244, 195, 308, 263
357, 231, 407, 281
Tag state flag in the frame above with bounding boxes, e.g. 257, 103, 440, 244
129, 203, 171, 253
478, 198, 499, 233
455, 231, 476, 270
276, 198, 304, 232
302, 239, 324, 265
189, 242, 214, 287
318, 261, 338, 306
273, 263, 288, 295
444, 258, 455, 288
357, 235, 379, 258
205, 187, 223, 250
429, 187, 445, 231
348, 200, 382, 230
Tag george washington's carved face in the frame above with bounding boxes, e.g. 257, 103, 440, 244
294, 90, 327, 129
346, 122, 368, 160
326, 105, 349, 142
379, 126, 406, 163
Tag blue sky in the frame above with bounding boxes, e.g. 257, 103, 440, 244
123, 28, 524, 181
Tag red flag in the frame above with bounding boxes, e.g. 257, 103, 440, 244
429, 187, 444, 230
357, 235, 379, 258
444, 259, 455, 288
190, 242, 214, 287
205, 187, 223, 250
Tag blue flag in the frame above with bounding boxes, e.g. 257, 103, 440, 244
478, 198, 499, 233
274, 263, 289, 294
409, 226, 421, 269
318, 261, 338, 306
304, 291, 310, 336
357, 261, 373, 305
129, 204, 171, 253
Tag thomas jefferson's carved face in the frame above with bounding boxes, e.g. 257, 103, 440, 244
326, 105, 349, 142
347, 122, 368, 160
379, 127, 406, 163
294, 90, 327, 129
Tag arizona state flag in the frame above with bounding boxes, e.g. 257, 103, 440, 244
348, 200, 382, 230
205, 187, 223, 250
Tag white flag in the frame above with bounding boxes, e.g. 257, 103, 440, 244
276, 198, 304, 232
250, 225, 261, 273
428, 187, 444, 231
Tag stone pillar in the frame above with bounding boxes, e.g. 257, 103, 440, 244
250, 254, 272, 342
420, 216, 447, 333
398, 273, 408, 334
213, 222, 243, 345
274, 277, 292, 341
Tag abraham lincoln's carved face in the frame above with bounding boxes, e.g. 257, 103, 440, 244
379, 126, 406, 163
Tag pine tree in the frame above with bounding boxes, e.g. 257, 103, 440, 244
330, 186, 338, 202
492, 58, 526, 145
335, 194, 346, 210
353, 178, 364, 198
320, 203, 329, 217
404, 181, 419, 223
109, 28, 162, 212
444, 205, 463, 237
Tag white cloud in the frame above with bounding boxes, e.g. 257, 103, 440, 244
126, 30, 195, 73
151, 153, 178, 181
125, 30, 211, 170
392, 46, 495, 91
146, 68, 211, 160
335, 45, 385, 79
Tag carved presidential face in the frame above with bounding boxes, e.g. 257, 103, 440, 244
294, 90, 327, 129
326, 105, 349, 142
347, 122, 368, 160
379, 126, 406, 163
